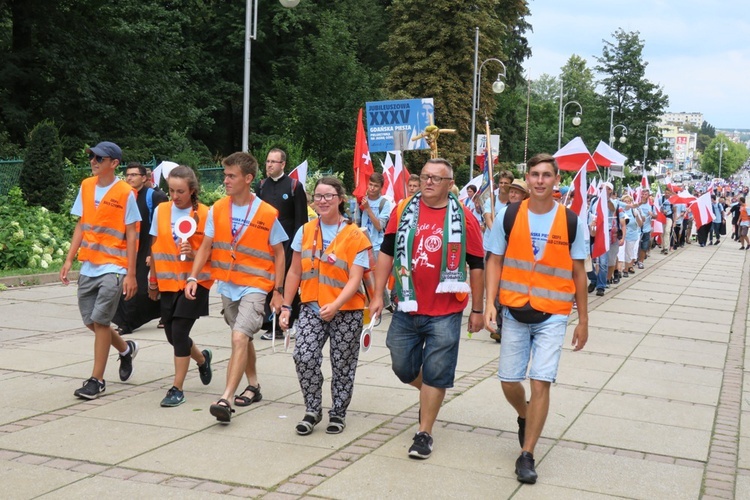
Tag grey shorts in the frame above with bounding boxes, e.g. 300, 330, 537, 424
77, 273, 124, 326
607, 240, 619, 266
221, 293, 266, 339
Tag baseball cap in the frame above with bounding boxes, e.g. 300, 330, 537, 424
87, 141, 122, 161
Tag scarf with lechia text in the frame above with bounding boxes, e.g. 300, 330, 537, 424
394, 192, 470, 312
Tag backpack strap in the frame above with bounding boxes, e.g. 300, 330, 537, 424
145, 188, 155, 224
290, 177, 297, 197
258, 178, 266, 197
379, 198, 385, 212
503, 201, 577, 248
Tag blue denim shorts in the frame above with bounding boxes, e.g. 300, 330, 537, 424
497, 308, 567, 383
639, 231, 651, 251
386, 311, 462, 389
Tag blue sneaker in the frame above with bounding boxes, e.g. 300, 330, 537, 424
160, 386, 185, 407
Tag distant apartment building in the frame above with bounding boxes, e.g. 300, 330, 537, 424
658, 112, 704, 128
660, 125, 697, 171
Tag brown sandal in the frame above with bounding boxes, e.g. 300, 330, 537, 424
209, 398, 235, 422
234, 384, 262, 407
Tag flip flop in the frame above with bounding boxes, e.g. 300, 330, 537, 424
210, 398, 235, 422
234, 384, 262, 407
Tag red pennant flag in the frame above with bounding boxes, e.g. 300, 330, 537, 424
569, 161, 590, 243
591, 186, 610, 259
382, 151, 408, 204
288, 160, 308, 192
690, 192, 716, 228
353, 108, 373, 201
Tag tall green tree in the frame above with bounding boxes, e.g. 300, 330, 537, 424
383, 0, 530, 167
19, 120, 66, 211
595, 29, 669, 166
700, 135, 748, 178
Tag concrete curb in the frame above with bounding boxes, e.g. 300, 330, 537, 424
0, 271, 77, 288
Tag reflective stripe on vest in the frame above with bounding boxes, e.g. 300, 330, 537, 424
298, 221, 371, 310
209, 197, 278, 291
78, 177, 133, 268
498, 200, 575, 315
150, 202, 214, 292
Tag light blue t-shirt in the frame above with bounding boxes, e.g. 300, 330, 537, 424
488, 204, 587, 323
638, 203, 655, 233
205, 197, 289, 301
673, 204, 687, 225
358, 195, 391, 253
623, 209, 641, 242
291, 222, 370, 312
71, 179, 141, 277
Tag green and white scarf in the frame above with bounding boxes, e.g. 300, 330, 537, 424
394, 192, 470, 312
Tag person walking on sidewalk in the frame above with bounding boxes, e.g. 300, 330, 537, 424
149, 166, 214, 407
279, 177, 373, 436
257, 148, 307, 340
370, 158, 485, 460
60, 141, 141, 399
739, 197, 750, 250
186, 152, 288, 423
484, 153, 589, 485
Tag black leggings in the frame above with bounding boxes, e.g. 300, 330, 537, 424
164, 316, 197, 357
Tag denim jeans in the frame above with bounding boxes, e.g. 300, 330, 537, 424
586, 253, 608, 291
386, 311, 462, 388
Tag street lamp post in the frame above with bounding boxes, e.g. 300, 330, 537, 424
557, 81, 583, 150
642, 123, 659, 170
716, 137, 728, 179
608, 107, 628, 148
243, 0, 300, 152
469, 27, 506, 177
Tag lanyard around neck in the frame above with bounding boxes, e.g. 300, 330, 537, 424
310, 217, 343, 267
230, 196, 254, 251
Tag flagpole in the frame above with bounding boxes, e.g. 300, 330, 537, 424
485, 118, 495, 220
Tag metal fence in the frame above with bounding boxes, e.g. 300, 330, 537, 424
0, 158, 23, 196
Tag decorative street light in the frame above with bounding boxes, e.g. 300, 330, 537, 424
608, 107, 628, 148
469, 27, 507, 176
557, 81, 583, 150
716, 137, 728, 179
243, 0, 300, 152
642, 123, 660, 169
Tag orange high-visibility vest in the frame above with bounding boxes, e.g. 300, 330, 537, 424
210, 196, 278, 292
151, 202, 214, 292
78, 177, 135, 268
299, 221, 372, 310
499, 200, 575, 315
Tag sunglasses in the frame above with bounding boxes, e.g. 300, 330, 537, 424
88, 153, 110, 163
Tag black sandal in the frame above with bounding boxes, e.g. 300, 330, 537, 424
209, 398, 235, 422
234, 384, 262, 407
296, 412, 322, 435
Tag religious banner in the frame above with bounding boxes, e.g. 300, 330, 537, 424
365, 98, 434, 152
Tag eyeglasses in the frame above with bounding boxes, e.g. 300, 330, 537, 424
313, 193, 339, 202
266, 160, 284, 164
419, 174, 453, 185
88, 153, 110, 163
125, 173, 145, 178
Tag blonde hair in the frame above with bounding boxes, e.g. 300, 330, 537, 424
621, 194, 633, 203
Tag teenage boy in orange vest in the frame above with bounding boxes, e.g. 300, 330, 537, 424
484, 153, 589, 485
60, 141, 141, 399
186, 152, 287, 423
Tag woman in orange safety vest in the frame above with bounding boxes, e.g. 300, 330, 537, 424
148, 165, 214, 408
279, 176, 373, 436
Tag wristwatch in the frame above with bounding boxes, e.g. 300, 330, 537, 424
275, 287, 285, 295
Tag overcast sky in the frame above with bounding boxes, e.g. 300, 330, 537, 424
524, 0, 750, 130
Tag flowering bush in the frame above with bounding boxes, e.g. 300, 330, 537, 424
0, 187, 76, 271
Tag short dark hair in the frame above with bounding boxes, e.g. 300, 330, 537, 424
268, 148, 286, 162
369, 171, 384, 187
125, 162, 146, 176
409, 174, 420, 183
466, 184, 477, 194
527, 153, 558, 174
499, 170, 515, 182
223, 151, 258, 178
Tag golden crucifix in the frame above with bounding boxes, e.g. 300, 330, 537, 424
412, 115, 456, 159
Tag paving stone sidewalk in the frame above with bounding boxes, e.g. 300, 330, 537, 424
0, 240, 747, 499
